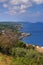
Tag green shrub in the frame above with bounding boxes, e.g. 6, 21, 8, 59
11, 48, 43, 65
14, 41, 26, 48
27, 44, 35, 50
9, 47, 27, 57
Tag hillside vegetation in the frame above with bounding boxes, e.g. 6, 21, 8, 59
0, 48, 43, 65
0, 23, 43, 65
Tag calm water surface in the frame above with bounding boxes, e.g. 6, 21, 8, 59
20, 22, 43, 46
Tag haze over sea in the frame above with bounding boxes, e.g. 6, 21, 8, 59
20, 22, 43, 46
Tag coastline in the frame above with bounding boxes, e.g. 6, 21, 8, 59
19, 32, 31, 39
28, 44, 43, 53
20, 32, 43, 53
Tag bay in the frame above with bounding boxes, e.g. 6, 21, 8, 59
20, 22, 43, 46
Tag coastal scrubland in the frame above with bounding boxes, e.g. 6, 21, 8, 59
0, 23, 43, 65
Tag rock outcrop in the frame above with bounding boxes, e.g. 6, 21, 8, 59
19, 33, 31, 39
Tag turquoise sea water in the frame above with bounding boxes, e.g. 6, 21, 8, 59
20, 22, 43, 46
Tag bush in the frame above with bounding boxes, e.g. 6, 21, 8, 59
11, 49, 43, 65
9, 47, 27, 57
27, 44, 35, 50
14, 41, 26, 48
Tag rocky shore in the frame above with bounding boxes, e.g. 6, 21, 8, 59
19, 32, 31, 39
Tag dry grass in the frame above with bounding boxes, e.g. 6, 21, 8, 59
0, 53, 13, 65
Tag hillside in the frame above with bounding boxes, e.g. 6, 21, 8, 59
0, 48, 43, 65
0, 23, 43, 65
0, 53, 13, 65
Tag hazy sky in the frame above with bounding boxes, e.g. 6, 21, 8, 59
0, 0, 43, 22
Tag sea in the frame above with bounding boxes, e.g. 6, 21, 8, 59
20, 22, 43, 46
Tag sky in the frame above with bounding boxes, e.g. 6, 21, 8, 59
0, 0, 43, 22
